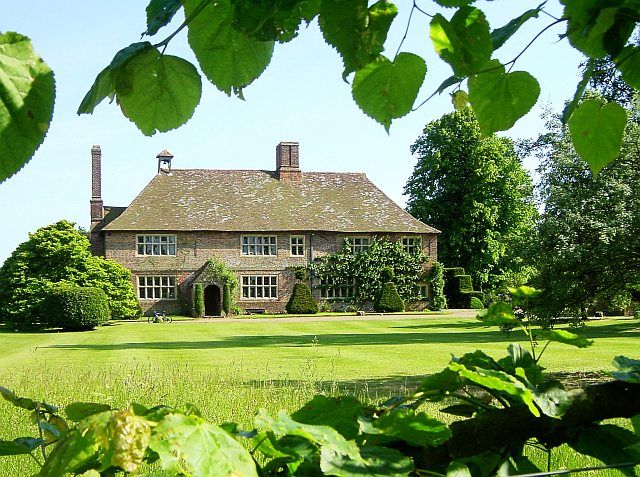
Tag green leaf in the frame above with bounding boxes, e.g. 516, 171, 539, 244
544, 329, 594, 348
476, 301, 518, 326
616, 46, 640, 89
231, 0, 318, 43
0, 32, 54, 184
184, 0, 274, 96
497, 343, 543, 384
116, 49, 201, 136
455, 349, 501, 371
491, 5, 543, 51
256, 409, 360, 460
449, 362, 540, 416
374, 408, 451, 447
101, 410, 151, 473
562, 58, 595, 123
0, 437, 43, 455
563, 2, 618, 59
468, 60, 540, 136
632, 414, 640, 435
40, 411, 112, 477
144, 0, 181, 36
65, 402, 112, 422
610, 356, 640, 383
568, 99, 627, 174
497, 456, 541, 476
435, 74, 463, 95
290, 395, 363, 440
319, 0, 398, 79
150, 413, 258, 476
352, 53, 426, 131
451, 90, 469, 110
322, 445, 413, 477
569, 424, 640, 475
417, 368, 463, 400
78, 42, 153, 115
430, 7, 492, 77
447, 462, 472, 477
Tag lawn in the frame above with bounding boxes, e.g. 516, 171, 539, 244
0, 313, 637, 475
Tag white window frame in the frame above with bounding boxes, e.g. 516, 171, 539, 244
240, 235, 277, 256
290, 235, 305, 256
402, 236, 420, 255
136, 234, 177, 256
137, 276, 177, 300
318, 276, 356, 299
241, 275, 278, 299
346, 236, 370, 254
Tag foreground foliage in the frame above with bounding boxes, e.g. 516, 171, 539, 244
0, 220, 139, 325
1, 294, 639, 476
3, 1, 640, 182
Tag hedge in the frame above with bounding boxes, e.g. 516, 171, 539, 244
41, 286, 110, 331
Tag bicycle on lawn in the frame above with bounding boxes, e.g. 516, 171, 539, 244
148, 310, 172, 323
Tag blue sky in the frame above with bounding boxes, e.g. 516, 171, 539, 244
1, 1, 582, 264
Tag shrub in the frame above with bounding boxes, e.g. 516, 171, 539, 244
294, 268, 307, 281
194, 284, 204, 317
470, 296, 484, 309
380, 267, 395, 282
41, 286, 110, 331
375, 283, 404, 312
429, 262, 447, 311
286, 283, 318, 314
223, 282, 232, 314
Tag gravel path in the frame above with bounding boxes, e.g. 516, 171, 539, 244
174, 309, 480, 324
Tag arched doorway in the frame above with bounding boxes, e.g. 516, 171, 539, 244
204, 284, 222, 316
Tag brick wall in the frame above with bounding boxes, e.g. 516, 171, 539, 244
104, 230, 438, 315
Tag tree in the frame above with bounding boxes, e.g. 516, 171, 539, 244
405, 108, 537, 290
0, 220, 139, 324
3, 2, 640, 183
531, 109, 640, 318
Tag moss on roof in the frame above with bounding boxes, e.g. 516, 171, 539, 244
104, 169, 439, 234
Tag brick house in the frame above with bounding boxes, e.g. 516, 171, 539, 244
89, 142, 439, 316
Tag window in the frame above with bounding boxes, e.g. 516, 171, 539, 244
318, 276, 356, 299
241, 275, 278, 299
137, 276, 176, 299
137, 235, 176, 256
402, 236, 420, 254
346, 237, 370, 254
241, 235, 277, 256
418, 283, 429, 299
290, 235, 305, 256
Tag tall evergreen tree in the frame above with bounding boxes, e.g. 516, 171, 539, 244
405, 108, 536, 290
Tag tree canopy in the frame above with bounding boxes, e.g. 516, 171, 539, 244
405, 108, 537, 290
530, 108, 640, 318
0, 220, 139, 325
3, 1, 640, 183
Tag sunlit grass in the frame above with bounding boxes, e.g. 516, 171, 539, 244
0, 315, 637, 475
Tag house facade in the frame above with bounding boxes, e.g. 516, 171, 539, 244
89, 142, 440, 316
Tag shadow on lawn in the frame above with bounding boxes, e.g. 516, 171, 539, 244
39, 320, 639, 352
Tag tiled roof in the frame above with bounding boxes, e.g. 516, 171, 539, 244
104, 169, 439, 234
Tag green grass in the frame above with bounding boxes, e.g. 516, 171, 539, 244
0, 315, 637, 475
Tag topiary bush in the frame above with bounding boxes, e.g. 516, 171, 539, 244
223, 282, 232, 315
375, 283, 404, 312
194, 284, 204, 318
41, 286, 110, 331
470, 296, 484, 309
429, 262, 447, 311
286, 283, 318, 314
294, 268, 307, 281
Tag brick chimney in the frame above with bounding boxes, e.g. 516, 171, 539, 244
276, 141, 301, 181
90, 145, 104, 229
